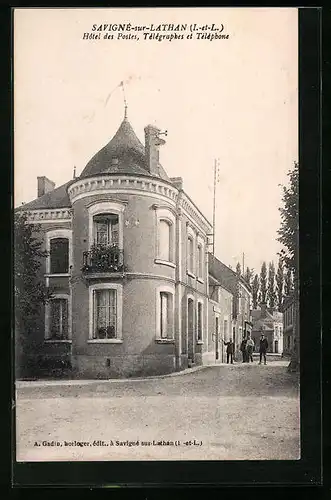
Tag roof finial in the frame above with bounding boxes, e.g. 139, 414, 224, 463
73, 166, 76, 179
120, 81, 128, 120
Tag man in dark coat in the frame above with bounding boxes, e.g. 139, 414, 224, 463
224, 338, 235, 364
259, 333, 269, 365
240, 338, 248, 363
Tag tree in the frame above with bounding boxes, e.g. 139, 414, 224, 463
275, 257, 284, 311
244, 267, 254, 287
259, 261, 267, 304
236, 262, 241, 277
252, 274, 259, 309
277, 162, 299, 277
284, 267, 294, 296
14, 212, 52, 376
277, 162, 299, 372
267, 261, 276, 309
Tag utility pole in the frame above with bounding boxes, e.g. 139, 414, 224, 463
212, 159, 219, 256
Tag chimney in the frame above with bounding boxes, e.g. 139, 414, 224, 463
170, 177, 184, 190
37, 176, 55, 198
144, 125, 165, 177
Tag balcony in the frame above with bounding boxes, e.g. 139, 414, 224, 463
82, 244, 124, 275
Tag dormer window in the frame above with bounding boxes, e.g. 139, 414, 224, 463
94, 214, 119, 246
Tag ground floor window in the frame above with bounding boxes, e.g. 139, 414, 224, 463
160, 292, 174, 339
197, 302, 203, 341
93, 289, 117, 339
48, 298, 69, 340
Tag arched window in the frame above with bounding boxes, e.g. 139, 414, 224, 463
93, 213, 119, 246
197, 243, 203, 279
50, 238, 69, 274
158, 219, 171, 262
187, 235, 194, 273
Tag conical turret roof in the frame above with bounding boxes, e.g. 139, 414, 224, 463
80, 117, 150, 179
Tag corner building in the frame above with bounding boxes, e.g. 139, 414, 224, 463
20, 113, 214, 378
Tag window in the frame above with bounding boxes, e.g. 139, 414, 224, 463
197, 302, 203, 342
46, 297, 70, 341
156, 287, 174, 340
89, 283, 123, 342
50, 238, 69, 274
93, 213, 119, 246
93, 289, 117, 339
197, 243, 203, 279
187, 236, 194, 273
158, 219, 171, 261
46, 229, 72, 275
88, 201, 126, 250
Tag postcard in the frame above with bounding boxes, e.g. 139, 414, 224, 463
14, 7, 300, 464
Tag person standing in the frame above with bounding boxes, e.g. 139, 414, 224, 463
259, 333, 269, 365
246, 335, 255, 362
240, 338, 247, 363
224, 338, 235, 364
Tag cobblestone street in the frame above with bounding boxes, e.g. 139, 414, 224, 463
15, 360, 300, 461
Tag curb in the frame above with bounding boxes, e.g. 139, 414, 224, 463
15, 363, 219, 389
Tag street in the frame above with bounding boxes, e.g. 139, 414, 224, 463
15, 360, 300, 461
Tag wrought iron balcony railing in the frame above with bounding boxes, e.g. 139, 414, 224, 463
82, 244, 124, 273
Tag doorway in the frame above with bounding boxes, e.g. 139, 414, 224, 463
215, 316, 219, 361
187, 298, 195, 364
274, 340, 279, 353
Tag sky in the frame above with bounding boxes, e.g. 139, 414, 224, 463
14, 7, 298, 273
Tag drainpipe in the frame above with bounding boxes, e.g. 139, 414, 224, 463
174, 188, 183, 371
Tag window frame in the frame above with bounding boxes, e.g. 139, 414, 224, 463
88, 283, 123, 343
196, 299, 204, 344
45, 229, 72, 276
186, 225, 196, 278
88, 201, 126, 250
155, 285, 175, 342
154, 207, 176, 267
45, 293, 71, 342
196, 238, 204, 282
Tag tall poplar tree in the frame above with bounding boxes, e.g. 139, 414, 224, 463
275, 257, 284, 311
252, 274, 259, 310
267, 261, 276, 309
259, 261, 267, 304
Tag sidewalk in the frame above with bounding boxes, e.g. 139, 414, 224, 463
15, 359, 290, 389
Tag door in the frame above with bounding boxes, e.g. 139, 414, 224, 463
215, 316, 219, 361
274, 340, 279, 353
187, 298, 195, 364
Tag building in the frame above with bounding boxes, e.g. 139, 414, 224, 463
251, 304, 283, 354
16, 110, 242, 379
208, 258, 233, 364
208, 254, 252, 360
282, 295, 295, 357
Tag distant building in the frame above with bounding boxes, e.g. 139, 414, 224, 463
282, 295, 295, 357
251, 304, 283, 354
208, 254, 252, 360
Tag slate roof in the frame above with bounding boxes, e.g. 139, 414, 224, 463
208, 253, 237, 295
16, 181, 72, 211
80, 117, 170, 181
15, 117, 172, 211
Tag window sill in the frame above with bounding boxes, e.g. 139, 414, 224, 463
197, 277, 204, 284
154, 259, 176, 269
87, 339, 123, 344
44, 273, 70, 278
187, 271, 196, 279
196, 341, 204, 345
44, 340, 72, 343
155, 338, 175, 344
